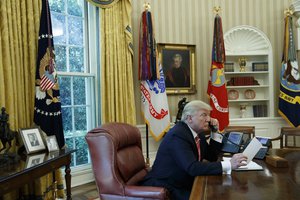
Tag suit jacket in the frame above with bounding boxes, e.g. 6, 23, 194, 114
143, 121, 223, 192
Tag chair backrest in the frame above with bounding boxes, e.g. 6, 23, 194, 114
279, 127, 300, 148
225, 125, 255, 143
86, 122, 169, 200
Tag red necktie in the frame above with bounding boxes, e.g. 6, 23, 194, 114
195, 135, 201, 161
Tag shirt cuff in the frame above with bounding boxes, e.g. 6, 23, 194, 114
211, 132, 223, 143
221, 160, 232, 174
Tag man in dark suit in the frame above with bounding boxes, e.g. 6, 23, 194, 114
140, 100, 247, 200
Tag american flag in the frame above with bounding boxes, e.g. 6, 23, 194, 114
40, 71, 55, 91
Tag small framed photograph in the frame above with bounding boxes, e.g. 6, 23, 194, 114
25, 153, 46, 168
45, 135, 59, 152
158, 43, 196, 94
252, 62, 268, 71
20, 128, 46, 154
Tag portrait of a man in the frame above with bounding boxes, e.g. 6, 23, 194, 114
162, 49, 191, 88
165, 53, 190, 87
28, 133, 40, 147
158, 43, 196, 94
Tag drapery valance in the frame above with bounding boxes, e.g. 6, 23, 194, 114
86, 0, 119, 8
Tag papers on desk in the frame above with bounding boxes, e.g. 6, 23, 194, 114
222, 157, 263, 171
222, 138, 264, 171
234, 160, 263, 171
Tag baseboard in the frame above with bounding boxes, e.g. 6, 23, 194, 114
70, 165, 94, 187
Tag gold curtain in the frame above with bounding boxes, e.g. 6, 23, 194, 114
100, 0, 137, 124
0, 0, 64, 199
0, 0, 39, 132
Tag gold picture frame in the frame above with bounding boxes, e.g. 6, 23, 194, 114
158, 43, 196, 94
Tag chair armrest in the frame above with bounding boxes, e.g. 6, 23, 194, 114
269, 135, 283, 148
125, 185, 169, 200
270, 135, 282, 141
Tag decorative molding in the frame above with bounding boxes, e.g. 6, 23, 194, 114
70, 166, 95, 187
224, 25, 271, 55
290, 0, 300, 17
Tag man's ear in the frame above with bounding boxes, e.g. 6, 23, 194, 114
187, 115, 193, 123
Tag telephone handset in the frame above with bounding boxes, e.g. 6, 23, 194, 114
208, 122, 218, 132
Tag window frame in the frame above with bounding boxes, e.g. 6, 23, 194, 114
50, 0, 100, 170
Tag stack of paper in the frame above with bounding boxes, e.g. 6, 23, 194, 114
234, 160, 263, 171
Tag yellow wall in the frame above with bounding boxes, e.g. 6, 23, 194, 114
132, 0, 292, 124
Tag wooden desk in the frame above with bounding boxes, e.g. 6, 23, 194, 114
190, 149, 300, 200
0, 148, 76, 199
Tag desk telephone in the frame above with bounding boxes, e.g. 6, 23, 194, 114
221, 132, 271, 159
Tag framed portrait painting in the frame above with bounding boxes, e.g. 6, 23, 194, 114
20, 128, 46, 154
157, 43, 196, 94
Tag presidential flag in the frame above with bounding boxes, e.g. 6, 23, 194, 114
139, 7, 170, 141
207, 14, 229, 132
278, 14, 300, 127
34, 0, 65, 148
141, 65, 170, 141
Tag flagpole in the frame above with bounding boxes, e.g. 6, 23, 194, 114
145, 124, 150, 167
139, 2, 170, 167
141, 1, 151, 168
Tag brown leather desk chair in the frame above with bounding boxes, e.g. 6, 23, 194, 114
271, 127, 300, 148
86, 122, 169, 200
225, 125, 255, 143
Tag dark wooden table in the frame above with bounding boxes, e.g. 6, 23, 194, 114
0, 148, 76, 199
190, 149, 300, 200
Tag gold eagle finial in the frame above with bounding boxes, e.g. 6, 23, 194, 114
284, 8, 293, 17
144, 2, 151, 11
214, 6, 221, 14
